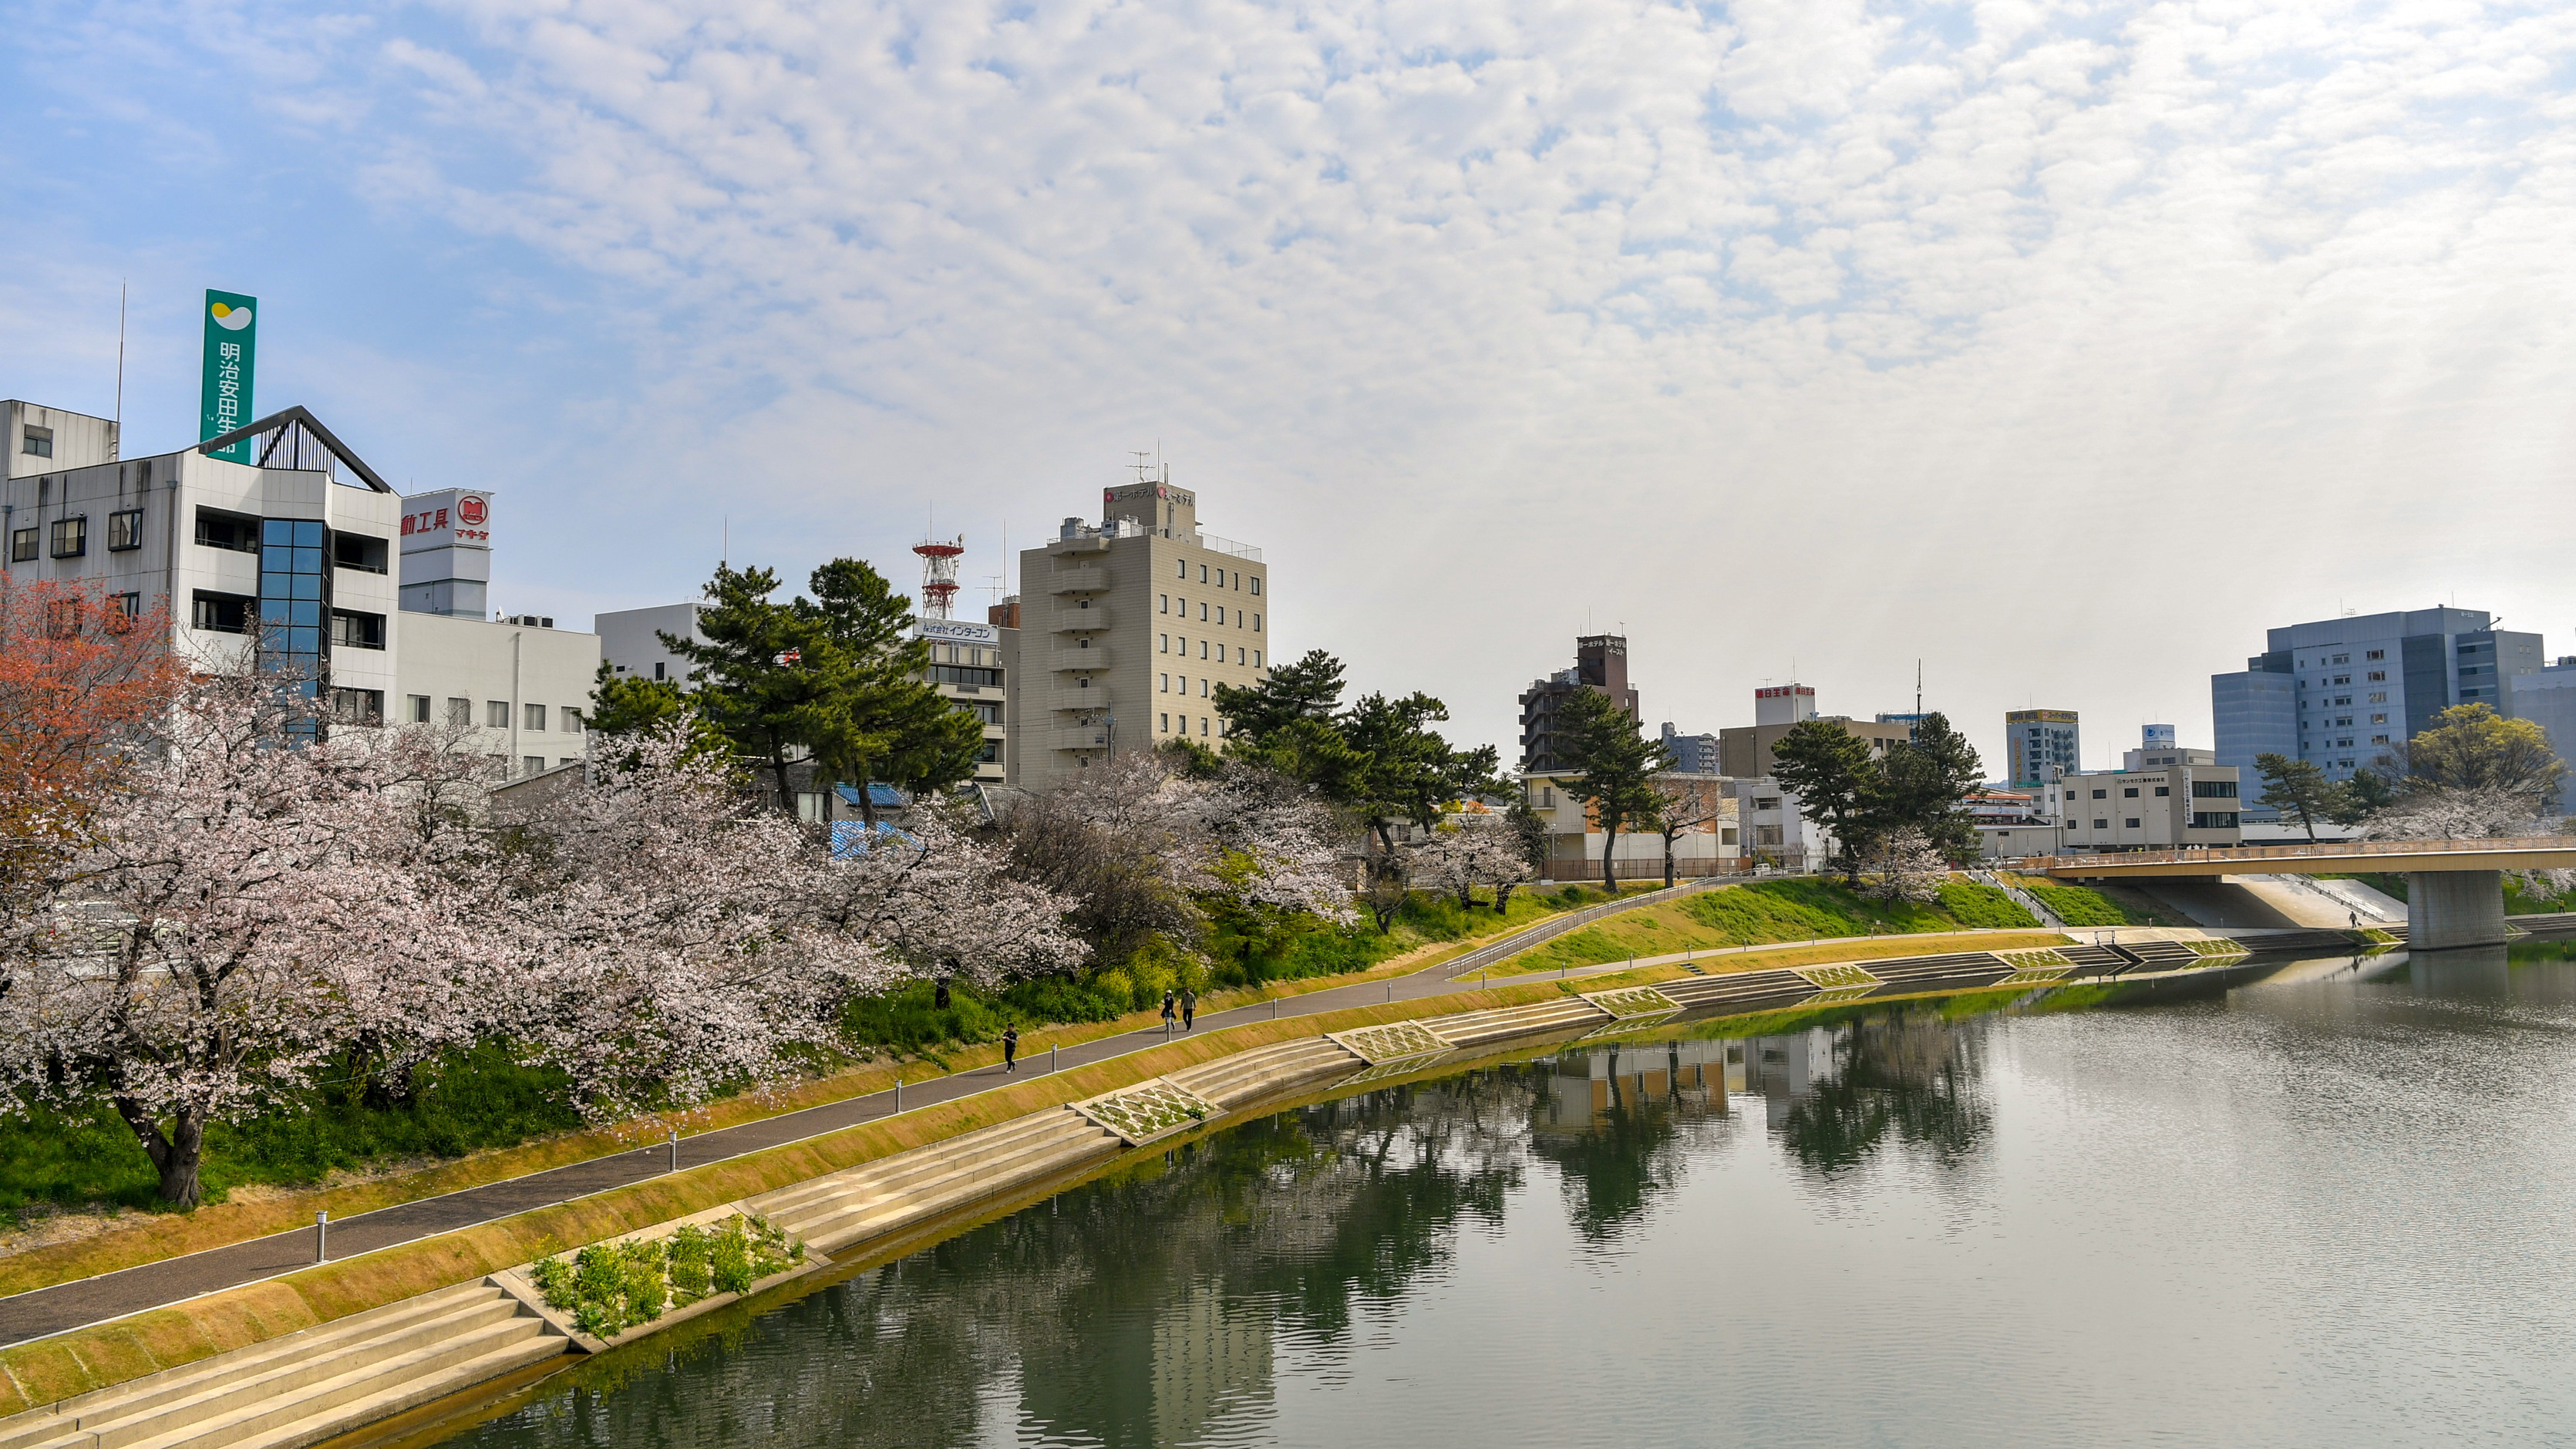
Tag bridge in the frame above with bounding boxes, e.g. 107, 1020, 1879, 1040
2032, 837, 2576, 950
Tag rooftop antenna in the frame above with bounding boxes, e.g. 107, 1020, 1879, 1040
110, 281, 126, 460
1129, 450, 1153, 484
913, 534, 965, 619
1915, 659, 1922, 716
1158, 438, 1166, 485
721, 516, 728, 569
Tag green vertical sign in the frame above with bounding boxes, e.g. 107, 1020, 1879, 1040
199, 289, 258, 462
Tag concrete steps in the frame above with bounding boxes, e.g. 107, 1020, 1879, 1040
0, 1283, 561, 1449
1658, 969, 1817, 1012
1429, 997, 1610, 1047
748, 1111, 1118, 1258
1864, 952, 2016, 993
1165, 1038, 1363, 1108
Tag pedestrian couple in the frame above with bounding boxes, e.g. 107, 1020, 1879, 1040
1160, 987, 1197, 1034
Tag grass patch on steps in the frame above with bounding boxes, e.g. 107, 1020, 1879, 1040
531, 1214, 802, 1339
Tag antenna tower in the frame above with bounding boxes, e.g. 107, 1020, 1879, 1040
914, 534, 965, 620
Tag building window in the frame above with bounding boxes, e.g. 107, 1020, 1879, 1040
190, 591, 253, 634
2372, 734, 2389, 744
446, 697, 471, 726
524, 703, 547, 731
1199, 640, 1208, 659
1197, 602, 1207, 620
258, 519, 329, 679
2191, 812, 2240, 829
193, 508, 259, 553
2332, 675, 2350, 686
1159, 634, 1168, 652
1198, 564, 1207, 582
1159, 713, 1170, 732
407, 694, 431, 723
1251, 577, 1261, 595
8, 527, 33, 561
523, 757, 545, 777
1253, 612, 1261, 632
2093, 819, 2109, 829
2370, 713, 2386, 724
329, 610, 386, 650
2090, 788, 2106, 799
2368, 692, 2386, 703
562, 706, 583, 733
1176, 558, 1187, 578
2366, 670, 2385, 682
49, 516, 86, 558
1199, 716, 1209, 735
1160, 672, 1169, 692
1254, 649, 1261, 667
487, 699, 510, 729
2123, 787, 2138, 797
328, 688, 385, 726
332, 533, 389, 574
107, 509, 144, 551
653, 661, 667, 681
2153, 786, 2170, 796
21, 426, 52, 458
1160, 595, 1168, 613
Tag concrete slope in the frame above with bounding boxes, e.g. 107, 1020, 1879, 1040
2124, 878, 2312, 930
0, 1283, 561, 1449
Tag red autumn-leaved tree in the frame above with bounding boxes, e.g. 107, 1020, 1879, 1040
0, 580, 189, 886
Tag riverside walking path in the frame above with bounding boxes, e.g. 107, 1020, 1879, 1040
0, 881, 1719, 1347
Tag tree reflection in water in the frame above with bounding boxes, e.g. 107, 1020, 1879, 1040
1778, 1014, 1992, 1174
436, 1007, 1995, 1449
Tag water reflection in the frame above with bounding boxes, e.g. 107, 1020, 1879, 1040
420, 947, 2576, 1449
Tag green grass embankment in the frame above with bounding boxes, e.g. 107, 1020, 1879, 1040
1493, 877, 2041, 976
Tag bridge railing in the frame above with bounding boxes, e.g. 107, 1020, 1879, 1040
2014, 835, 2576, 873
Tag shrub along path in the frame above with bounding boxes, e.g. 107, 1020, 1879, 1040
0, 888, 1685, 1349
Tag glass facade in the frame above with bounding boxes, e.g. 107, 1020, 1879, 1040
259, 519, 331, 725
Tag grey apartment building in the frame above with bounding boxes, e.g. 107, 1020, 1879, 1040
1012, 478, 1270, 792
2211, 608, 2542, 800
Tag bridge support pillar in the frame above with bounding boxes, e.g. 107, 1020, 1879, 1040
2406, 871, 2507, 950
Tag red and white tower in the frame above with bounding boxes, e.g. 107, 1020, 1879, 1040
913, 535, 965, 620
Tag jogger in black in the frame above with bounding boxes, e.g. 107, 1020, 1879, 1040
1002, 1026, 1019, 1073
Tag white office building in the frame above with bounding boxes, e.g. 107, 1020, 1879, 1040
3, 399, 600, 774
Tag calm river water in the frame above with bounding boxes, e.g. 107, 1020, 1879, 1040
423, 945, 2576, 1447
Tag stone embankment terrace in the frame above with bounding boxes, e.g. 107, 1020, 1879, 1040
0, 896, 2419, 1449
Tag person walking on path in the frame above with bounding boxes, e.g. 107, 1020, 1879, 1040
1161, 989, 1177, 1035
1180, 988, 1197, 1031
1002, 1025, 1019, 1073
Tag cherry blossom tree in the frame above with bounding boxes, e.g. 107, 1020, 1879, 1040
493, 727, 1084, 1121
1857, 828, 1946, 908
0, 672, 480, 1205
1413, 814, 1531, 912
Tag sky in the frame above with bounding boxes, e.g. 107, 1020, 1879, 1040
5, 0, 2574, 774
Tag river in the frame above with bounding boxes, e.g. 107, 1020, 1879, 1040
412, 943, 2576, 1447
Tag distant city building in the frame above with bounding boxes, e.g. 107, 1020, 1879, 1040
596, 602, 705, 686
2508, 659, 2576, 792
2004, 709, 2079, 787
1523, 770, 1738, 881
2049, 753, 2243, 851
1719, 685, 1910, 780
1015, 475, 1269, 792
1517, 635, 1638, 772
2212, 608, 2542, 796
1659, 721, 1719, 774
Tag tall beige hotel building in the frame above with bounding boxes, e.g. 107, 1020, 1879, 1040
1006, 477, 1271, 791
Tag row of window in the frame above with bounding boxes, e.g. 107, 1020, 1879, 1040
1159, 593, 1261, 631
1160, 634, 1259, 666
8, 510, 147, 561
400, 696, 586, 732
2306, 649, 2386, 667
1160, 713, 1218, 736
1160, 673, 1218, 697
1174, 558, 1261, 594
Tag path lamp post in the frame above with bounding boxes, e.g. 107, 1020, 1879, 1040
315, 1211, 328, 1263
